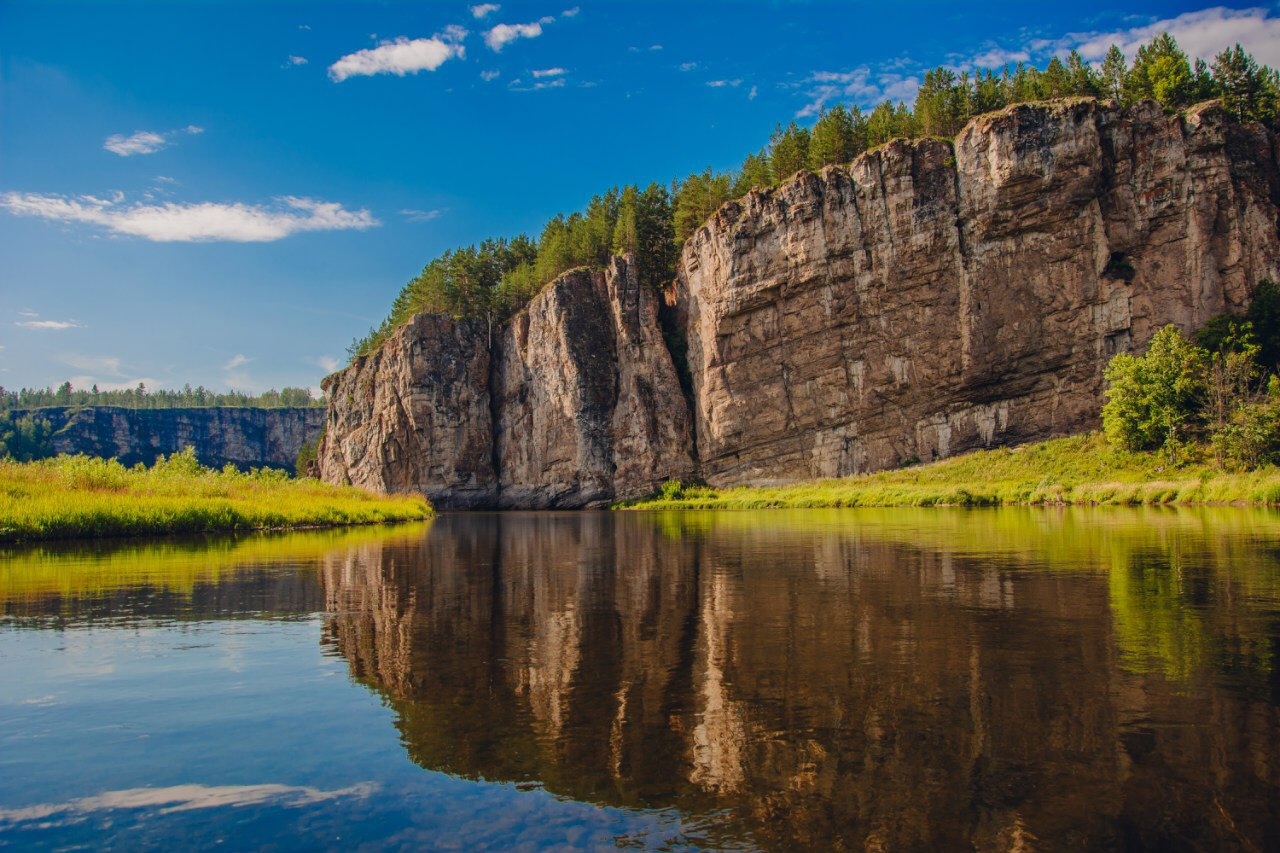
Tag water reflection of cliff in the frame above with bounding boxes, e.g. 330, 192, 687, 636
321, 510, 1280, 851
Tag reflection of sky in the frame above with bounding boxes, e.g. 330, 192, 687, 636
0, 782, 377, 824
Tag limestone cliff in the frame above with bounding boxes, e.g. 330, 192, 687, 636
321, 99, 1280, 505
679, 99, 1280, 484
320, 257, 694, 508
13, 406, 323, 470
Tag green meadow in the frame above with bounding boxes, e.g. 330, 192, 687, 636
0, 449, 432, 543
618, 433, 1280, 510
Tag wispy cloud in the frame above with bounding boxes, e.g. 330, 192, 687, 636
223, 354, 251, 371
1057, 6, 1280, 66
562, 7, 579, 17
399, 208, 443, 222
314, 355, 340, 373
484, 17, 554, 52
796, 67, 920, 117
707, 79, 742, 88
0, 783, 377, 824
16, 319, 80, 330
329, 30, 466, 82
748, 85, 758, 100
102, 125, 203, 157
470, 3, 500, 19
285, 55, 309, 67
679, 62, 698, 72
531, 67, 566, 78
1, 193, 379, 242
509, 76, 566, 91
480, 69, 500, 81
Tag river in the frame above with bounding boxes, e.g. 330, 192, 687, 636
2, 508, 1277, 850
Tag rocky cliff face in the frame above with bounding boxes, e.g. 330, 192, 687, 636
17, 406, 324, 470
322, 99, 1280, 505
320, 257, 694, 508
679, 99, 1280, 484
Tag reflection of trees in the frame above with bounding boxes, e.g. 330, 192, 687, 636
322, 511, 1280, 851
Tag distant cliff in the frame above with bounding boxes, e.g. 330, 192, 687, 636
14, 406, 325, 470
320, 99, 1280, 507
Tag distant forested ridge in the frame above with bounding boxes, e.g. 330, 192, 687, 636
0, 383, 324, 413
348, 34, 1280, 361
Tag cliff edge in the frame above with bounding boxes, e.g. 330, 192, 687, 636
321, 99, 1280, 506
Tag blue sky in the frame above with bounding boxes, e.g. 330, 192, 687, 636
2, 1, 1277, 396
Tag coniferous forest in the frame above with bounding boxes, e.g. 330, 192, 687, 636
348, 34, 1280, 359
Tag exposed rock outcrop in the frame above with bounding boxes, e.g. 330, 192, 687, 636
678, 99, 1280, 484
321, 258, 694, 508
13, 405, 323, 470
322, 99, 1280, 505
319, 313, 497, 508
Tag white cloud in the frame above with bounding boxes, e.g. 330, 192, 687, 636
509, 77, 566, 91
0, 192, 379, 243
562, 7, 579, 16
680, 62, 698, 72
329, 35, 465, 82
223, 354, 251, 371
649, 44, 663, 51
103, 125, 203, 157
399, 208, 443, 222
796, 67, 920, 116
531, 67, 566, 78
17, 319, 80, 330
707, 79, 742, 88
749, 85, 758, 100
315, 355, 340, 373
298, 24, 311, 31
103, 131, 167, 157
480, 69, 500, 81
470, 3, 500, 18
0, 783, 376, 824
1064, 6, 1280, 67
484, 17, 553, 52
286, 55, 309, 66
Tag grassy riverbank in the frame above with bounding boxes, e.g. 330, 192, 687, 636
0, 451, 432, 543
617, 433, 1280, 510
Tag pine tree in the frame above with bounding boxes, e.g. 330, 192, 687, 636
808, 103, 858, 168
768, 122, 812, 182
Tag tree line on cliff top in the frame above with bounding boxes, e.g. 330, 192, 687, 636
0, 383, 324, 414
348, 34, 1280, 360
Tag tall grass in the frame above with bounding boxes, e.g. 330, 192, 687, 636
0, 450, 432, 543
618, 433, 1280, 510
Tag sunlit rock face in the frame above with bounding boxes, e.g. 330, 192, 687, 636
11, 406, 323, 471
320, 258, 694, 508
319, 512, 1280, 851
321, 99, 1280, 503
679, 100, 1280, 485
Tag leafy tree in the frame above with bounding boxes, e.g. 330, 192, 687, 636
768, 121, 811, 181
1100, 45, 1128, 102
0, 413, 53, 461
1102, 325, 1208, 459
731, 150, 774, 196
1127, 33, 1195, 109
809, 104, 860, 168
1246, 279, 1280, 371
1212, 44, 1279, 123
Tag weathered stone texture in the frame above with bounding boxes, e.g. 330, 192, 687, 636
15, 406, 323, 470
321, 99, 1280, 503
322, 259, 693, 508
678, 99, 1280, 485
319, 313, 497, 508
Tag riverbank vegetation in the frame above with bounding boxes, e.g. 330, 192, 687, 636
618, 434, 1280, 510
0, 449, 431, 543
349, 34, 1279, 359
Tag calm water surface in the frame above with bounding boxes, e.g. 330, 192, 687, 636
2, 509, 1279, 851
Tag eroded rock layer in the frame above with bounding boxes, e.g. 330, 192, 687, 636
678, 99, 1280, 484
322, 99, 1280, 505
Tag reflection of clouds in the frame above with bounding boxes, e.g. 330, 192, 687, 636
0, 782, 377, 824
